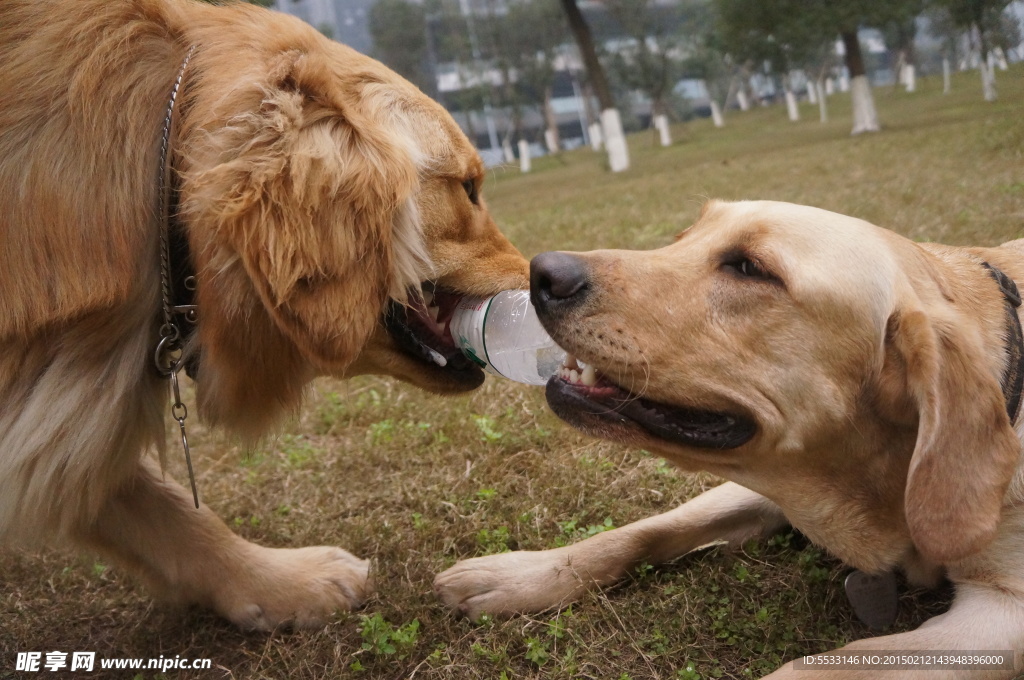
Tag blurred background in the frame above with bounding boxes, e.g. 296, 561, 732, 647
239, 0, 1023, 166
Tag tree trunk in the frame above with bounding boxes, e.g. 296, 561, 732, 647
736, 88, 750, 111
600, 108, 630, 172
653, 113, 671, 146
710, 100, 724, 128
842, 31, 880, 134
817, 79, 828, 123
895, 19, 917, 93
783, 74, 799, 122
560, 0, 614, 110
973, 23, 998, 101
543, 86, 560, 153
903, 63, 916, 93
518, 139, 531, 173
561, 0, 628, 171
980, 59, 997, 101
501, 136, 515, 163
842, 31, 866, 78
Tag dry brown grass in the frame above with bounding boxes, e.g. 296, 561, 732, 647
2, 66, 1023, 679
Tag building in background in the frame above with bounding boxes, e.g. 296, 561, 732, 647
271, 0, 374, 54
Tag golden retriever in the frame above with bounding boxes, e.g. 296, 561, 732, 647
436, 200, 1024, 678
0, 0, 527, 630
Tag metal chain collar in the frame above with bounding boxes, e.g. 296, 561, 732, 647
154, 44, 200, 508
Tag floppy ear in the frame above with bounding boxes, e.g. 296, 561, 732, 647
179, 51, 428, 436
186, 51, 424, 372
888, 306, 1020, 563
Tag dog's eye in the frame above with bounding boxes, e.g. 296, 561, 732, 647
462, 179, 479, 205
722, 255, 774, 281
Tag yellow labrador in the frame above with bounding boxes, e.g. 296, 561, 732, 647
436, 200, 1024, 679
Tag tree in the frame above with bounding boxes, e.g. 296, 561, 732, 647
882, 4, 925, 92
368, 0, 434, 96
682, 2, 733, 126
560, 0, 630, 171
501, 0, 568, 152
825, 1, 929, 133
931, 0, 1015, 100
604, 0, 693, 143
716, 0, 833, 123
717, 0, 926, 134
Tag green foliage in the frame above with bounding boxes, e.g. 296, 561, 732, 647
554, 516, 614, 547
356, 613, 421, 659
523, 636, 550, 666
368, 0, 433, 94
476, 525, 512, 553
471, 414, 504, 442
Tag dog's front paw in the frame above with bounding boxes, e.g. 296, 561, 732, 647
434, 549, 588, 620
213, 544, 372, 630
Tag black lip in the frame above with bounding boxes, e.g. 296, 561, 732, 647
545, 376, 756, 450
383, 299, 484, 388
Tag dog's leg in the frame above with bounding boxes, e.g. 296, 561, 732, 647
434, 481, 787, 619
78, 459, 371, 630
762, 582, 1024, 680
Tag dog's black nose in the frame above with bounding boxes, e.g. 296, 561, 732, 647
531, 251, 589, 312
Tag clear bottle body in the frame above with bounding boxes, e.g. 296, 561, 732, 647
450, 290, 566, 385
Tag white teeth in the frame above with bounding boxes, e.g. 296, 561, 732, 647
558, 356, 601, 387
422, 287, 434, 306
426, 347, 448, 367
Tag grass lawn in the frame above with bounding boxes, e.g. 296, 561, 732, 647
2, 66, 1023, 680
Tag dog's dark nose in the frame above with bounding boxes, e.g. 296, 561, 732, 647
530, 251, 589, 312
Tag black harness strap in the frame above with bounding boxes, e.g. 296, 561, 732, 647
982, 262, 1024, 424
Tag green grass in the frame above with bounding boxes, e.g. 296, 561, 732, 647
2, 67, 1023, 679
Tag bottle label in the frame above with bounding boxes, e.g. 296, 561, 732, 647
450, 296, 501, 377
459, 342, 487, 369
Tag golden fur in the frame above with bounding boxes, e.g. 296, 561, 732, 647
436, 200, 1024, 679
0, 0, 526, 629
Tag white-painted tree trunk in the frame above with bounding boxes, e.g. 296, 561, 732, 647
825, 77, 835, 96
839, 73, 850, 92
502, 137, 515, 163
784, 88, 799, 122
903, 64, 916, 92
588, 122, 603, 151
600, 108, 630, 172
850, 74, 880, 134
544, 128, 559, 154
943, 58, 951, 94
518, 139, 531, 173
994, 47, 1008, 70
817, 80, 828, 123
653, 114, 671, 146
736, 89, 750, 111
980, 58, 997, 101
710, 100, 725, 128
806, 80, 818, 104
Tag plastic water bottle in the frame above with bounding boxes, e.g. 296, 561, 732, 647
449, 290, 566, 385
